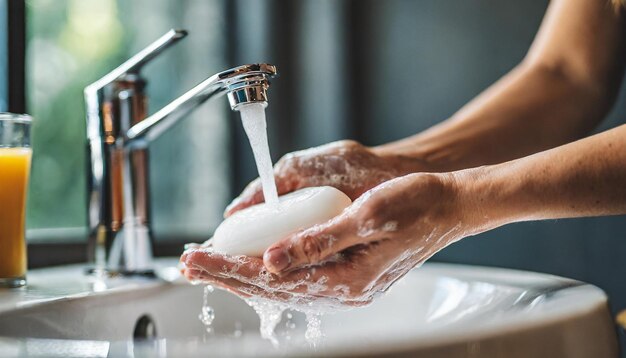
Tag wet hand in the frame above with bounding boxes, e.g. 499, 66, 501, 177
183, 173, 474, 304
224, 140, 426, 217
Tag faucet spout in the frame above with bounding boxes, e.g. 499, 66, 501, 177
83, 28, 278, 276
125, 63, 277, 149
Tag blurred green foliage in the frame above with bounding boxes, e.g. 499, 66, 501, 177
26, 0, 131, 230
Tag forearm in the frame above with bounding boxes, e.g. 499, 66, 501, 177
460, 124, 626, 233
374, 0, 625, 172
374, 62, 613, 172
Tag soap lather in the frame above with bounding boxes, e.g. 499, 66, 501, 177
211, 186, 352, 257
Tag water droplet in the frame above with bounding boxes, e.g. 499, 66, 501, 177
198, 285, 215, 334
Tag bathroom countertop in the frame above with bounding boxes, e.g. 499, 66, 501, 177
0, 259, 183, 315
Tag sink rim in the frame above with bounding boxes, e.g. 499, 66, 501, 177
0, 259, 616, 357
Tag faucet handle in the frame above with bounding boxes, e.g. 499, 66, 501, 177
86, 29, 187, 92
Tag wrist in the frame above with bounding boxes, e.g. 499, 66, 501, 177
447, 164, 522, 236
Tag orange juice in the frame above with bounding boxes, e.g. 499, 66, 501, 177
0, 148, 32, 280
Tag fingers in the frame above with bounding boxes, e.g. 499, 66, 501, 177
183, 267, 253, 298
182, 249, 335, 301
182, 249, 266, 279
183, 248, 332, 295
182, 249, 278, 299
183, 248, 347, 297
262, 213, 382, 274
185, 265, 368, 306
181, 243, 408, 304
184, 266, 300, 302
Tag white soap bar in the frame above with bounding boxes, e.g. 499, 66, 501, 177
212, 186, 352, 257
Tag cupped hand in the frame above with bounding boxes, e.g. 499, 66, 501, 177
182, 172, 478, 305
224, 140, 425, 217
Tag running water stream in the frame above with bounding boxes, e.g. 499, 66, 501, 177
198, 103, 324, 346
237, 103, 279, 206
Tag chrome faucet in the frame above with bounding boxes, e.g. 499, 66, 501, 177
84, 29, 277, 275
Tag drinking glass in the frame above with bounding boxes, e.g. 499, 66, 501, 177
0, 113, 32, 288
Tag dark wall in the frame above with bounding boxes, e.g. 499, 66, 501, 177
0, 1, 6, 111
231, 0, 626, 314
0, 0, 26, 113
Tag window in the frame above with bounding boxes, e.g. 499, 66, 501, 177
25, 0, 231, 242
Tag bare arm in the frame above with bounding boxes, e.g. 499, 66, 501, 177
374, 0, 626, 171
181, 123, 626, 303
462, 123, 626, 231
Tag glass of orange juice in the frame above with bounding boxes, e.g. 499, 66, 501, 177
0, 113, 32, 288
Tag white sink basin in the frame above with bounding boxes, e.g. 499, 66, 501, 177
0, 259, 618, 357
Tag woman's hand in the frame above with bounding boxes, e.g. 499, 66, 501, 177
224, 140, 426, 217
182, 172, 478, 305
